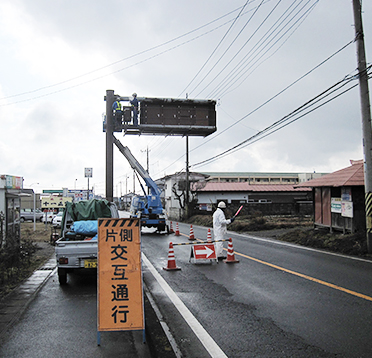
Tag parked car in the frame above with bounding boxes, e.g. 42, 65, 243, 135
20, 209, 44, 222
41, 211, 56, 223
52, 211, 64, 228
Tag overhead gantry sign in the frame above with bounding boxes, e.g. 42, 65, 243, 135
104, 90, 217, 137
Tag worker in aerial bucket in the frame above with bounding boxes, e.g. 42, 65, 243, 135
130, 92, 139, 126
213, 201, 235, 259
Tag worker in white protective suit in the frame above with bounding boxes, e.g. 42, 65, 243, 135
213, 201, 235, 259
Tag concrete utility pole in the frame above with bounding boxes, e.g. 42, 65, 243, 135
105, 90, 115, 202
185, 135, 190, 219
352, 0, 372, 252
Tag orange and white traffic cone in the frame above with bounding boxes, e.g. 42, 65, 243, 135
223, 238, 239, 263
174, 222, 180, 236
207, 228, 212, 242
189, 225, 196, 241
169, 221, 174, 234
163, 242, 181, 271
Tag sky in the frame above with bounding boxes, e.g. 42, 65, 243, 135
0, 0, 371, 197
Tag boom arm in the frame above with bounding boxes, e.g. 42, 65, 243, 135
112, 135, 161, 197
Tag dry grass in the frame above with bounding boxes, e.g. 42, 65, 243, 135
186, 214, 369, 257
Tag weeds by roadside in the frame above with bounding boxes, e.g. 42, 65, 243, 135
0, 223, 52, 300
185, 214, 369, 257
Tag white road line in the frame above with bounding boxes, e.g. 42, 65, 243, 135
142, 253, 228, 358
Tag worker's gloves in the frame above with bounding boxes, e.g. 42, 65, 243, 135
230, 217, 235, 223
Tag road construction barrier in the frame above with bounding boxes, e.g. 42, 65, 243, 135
189, 225, 196, 241
169, 221, 174, 234
207, 228, 212, 242
163, 242, 181, 271
224, 238, 239, 264
174, 222, 180, 236
172, 239, 230, 246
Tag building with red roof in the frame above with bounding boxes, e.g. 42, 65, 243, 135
297, 160, 365, 233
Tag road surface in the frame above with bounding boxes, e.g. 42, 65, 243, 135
142, 222, 372, 357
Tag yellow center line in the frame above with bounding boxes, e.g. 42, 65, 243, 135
177, 233, 372, 302
233, 249, 372, 302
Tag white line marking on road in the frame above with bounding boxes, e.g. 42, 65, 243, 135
142, 253, 228, 358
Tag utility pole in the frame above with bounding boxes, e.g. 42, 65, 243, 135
185, 135, 190, 219
352, 0, 372, 253
105, 90, 115, 202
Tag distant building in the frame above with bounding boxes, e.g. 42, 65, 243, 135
200, 171, 326, 184
157, 171, 316, 219
196, 182, 312, 216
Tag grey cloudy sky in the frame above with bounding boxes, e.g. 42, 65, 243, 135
0, 0, 371, 196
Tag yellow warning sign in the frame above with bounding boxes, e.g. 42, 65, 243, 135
97, 218, 144, 332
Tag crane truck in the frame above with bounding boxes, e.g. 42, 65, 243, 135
112, 135, 169, 233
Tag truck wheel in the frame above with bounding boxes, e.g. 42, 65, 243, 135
20, 217, 25, 223
58, 268, 67, 285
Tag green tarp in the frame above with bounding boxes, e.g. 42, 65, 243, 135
61, 199, 113, 235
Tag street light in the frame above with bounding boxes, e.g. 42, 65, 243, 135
30, 183, 39, 232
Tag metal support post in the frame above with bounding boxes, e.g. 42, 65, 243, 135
106, 90, 115, 202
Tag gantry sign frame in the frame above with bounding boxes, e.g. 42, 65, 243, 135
104, 89, 217, 201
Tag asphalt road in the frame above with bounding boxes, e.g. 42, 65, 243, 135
142, 222, 372, 358
1, 220, 372, 357
0, 270, 155, 358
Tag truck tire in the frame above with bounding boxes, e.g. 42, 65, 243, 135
58, 268, 67, 285
20, 217, 25, 223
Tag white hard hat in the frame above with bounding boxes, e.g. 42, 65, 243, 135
218, 201, 226, 209
132, 92, 137, 97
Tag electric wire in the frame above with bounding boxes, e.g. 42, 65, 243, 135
177, 0, 251, 98
215, 0, 318, 99
186, 0, 265, 97
0, 5, 248, 101
195, 0, 286, 98
0, 6, 259, 106
151, 40, 357, 177
205, 0, 317, 99
206, 0, 311, 98
190, 73, 363, 169
190, 39, 354, 153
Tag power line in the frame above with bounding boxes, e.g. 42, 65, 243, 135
177, 1, 261, 98
186, 0, 263, 97
0, 5, 247, 104
206, 0, 309, 98
214, 0, 319, 99
190, 73, 360, 168
195, 0, 285, 98
188, 39, 354, 154
204, 0, 318, 99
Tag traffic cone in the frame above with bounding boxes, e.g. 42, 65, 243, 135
174, 222, 180, 236
169, 221, 174, 234
223, 238, 239, 263
207, 228, 212, 242
163, 242, 181, 271
189, 225, 196, 241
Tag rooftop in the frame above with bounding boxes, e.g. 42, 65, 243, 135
297, 160, 364, 187
197, 182, 311, 192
